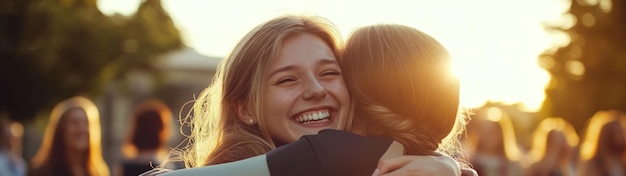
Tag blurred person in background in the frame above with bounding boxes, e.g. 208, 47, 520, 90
468, 107, 524, 176
577, 110, 626, 176
524, 117, 579, 176
117, 99, 173, 176
0, 118, 27, 176
28, 96, 109, 176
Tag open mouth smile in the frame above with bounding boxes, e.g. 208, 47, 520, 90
292, 108, 334, 126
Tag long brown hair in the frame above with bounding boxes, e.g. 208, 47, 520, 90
342, 24, 465, 157
122, 99, 172, 159
579, 110, 626, 160
29, 96, 109, 176
176, 15, 347, 168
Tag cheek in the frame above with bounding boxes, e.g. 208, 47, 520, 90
263, 88, 297, 119
325, 78, 350, 103
64, 125, 74, 135
62, 128, 74, 143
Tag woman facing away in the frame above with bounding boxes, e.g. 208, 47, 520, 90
339, 23, 470, 174
145, 15, 472, 176
263, 22, 472, 176
28, 96, 109, 176
577, 110, 626, 176
117, 99, 174, 176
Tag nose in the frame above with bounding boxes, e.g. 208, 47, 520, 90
78, 122, 89, 133
303, 79, 327, 100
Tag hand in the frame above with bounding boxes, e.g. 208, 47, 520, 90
461, 168, 478, 176
380, 141, 404, 160
139, 168, 172, 176
373, 155, 460, 176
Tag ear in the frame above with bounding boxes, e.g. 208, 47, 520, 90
234, 100, 256, 125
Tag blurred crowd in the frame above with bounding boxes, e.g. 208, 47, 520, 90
0, 96, 179, 176
1, 96, 625, 176
464, 107, 626, 176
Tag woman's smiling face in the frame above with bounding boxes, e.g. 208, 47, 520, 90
63, 108, 90, 152
262, 33, 350, 145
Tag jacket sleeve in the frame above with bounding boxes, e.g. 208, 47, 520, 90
267, 129, 393, 176
158, 155, 270, 176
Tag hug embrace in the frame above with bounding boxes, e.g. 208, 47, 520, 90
143, 15, 476, 176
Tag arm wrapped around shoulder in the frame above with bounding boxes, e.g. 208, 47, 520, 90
266, 129, 393, 176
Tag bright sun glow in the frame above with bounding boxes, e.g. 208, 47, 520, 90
99, 0, 568, 112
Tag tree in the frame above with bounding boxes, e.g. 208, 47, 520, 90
539, 0, 626, 132
0, 0, 182, 122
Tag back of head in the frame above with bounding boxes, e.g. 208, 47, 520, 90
124, 99, 172, 158
342, 24, 461, 155
183, 15, 343, 167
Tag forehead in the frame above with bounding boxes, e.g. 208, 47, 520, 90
64, 108, 88, 121
272, 33, 336, 66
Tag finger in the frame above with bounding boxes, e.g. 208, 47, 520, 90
139, 169, 171, 176
461, 169, 478, 176
375, 156, 413, 175
380, 155, 460, 176
382, 166, 440, 176
380, 169, 402, 176
380, 166, 421, 176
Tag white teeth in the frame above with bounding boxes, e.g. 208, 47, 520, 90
295, 109, 330, 123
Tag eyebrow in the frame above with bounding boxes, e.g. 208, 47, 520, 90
268, 58, 338, 78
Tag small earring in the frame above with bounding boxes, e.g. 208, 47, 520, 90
249, 119, 254, 123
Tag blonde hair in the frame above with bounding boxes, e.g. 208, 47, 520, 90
472, 107, 522, 161
122, 99, 172, 159
176, 15, 346, 168
528, 117, 579, 163
30, 96, 109, 176
341, 24, 465, 159
579, 110, 626, 160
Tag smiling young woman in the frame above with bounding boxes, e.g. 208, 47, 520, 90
258, 32, 350, 146
176, 15, 351, 167
146, 15, 470, 176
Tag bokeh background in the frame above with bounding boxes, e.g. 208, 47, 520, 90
1, 0, 625, 175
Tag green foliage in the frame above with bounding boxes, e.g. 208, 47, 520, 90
0, 0, 182, 121
539, 0, 626, 132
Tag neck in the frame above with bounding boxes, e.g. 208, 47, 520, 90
66, 149, 88, 176
541, 150, 562, 166
601, 154, 626, 176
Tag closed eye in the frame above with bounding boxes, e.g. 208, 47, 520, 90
321, 70, 341, 77
276, 77, 296, 85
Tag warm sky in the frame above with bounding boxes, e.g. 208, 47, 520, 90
98, 0, 569, 112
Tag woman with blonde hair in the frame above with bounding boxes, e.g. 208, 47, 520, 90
146, 16, 470, 176
468, 107, 524, 176
577, 110, 626, 176
262, 23, 471, 176
340, 23, 470, 175
525, 117, 579, 176
176, 15, 353, 167
28, 96, 109, 176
